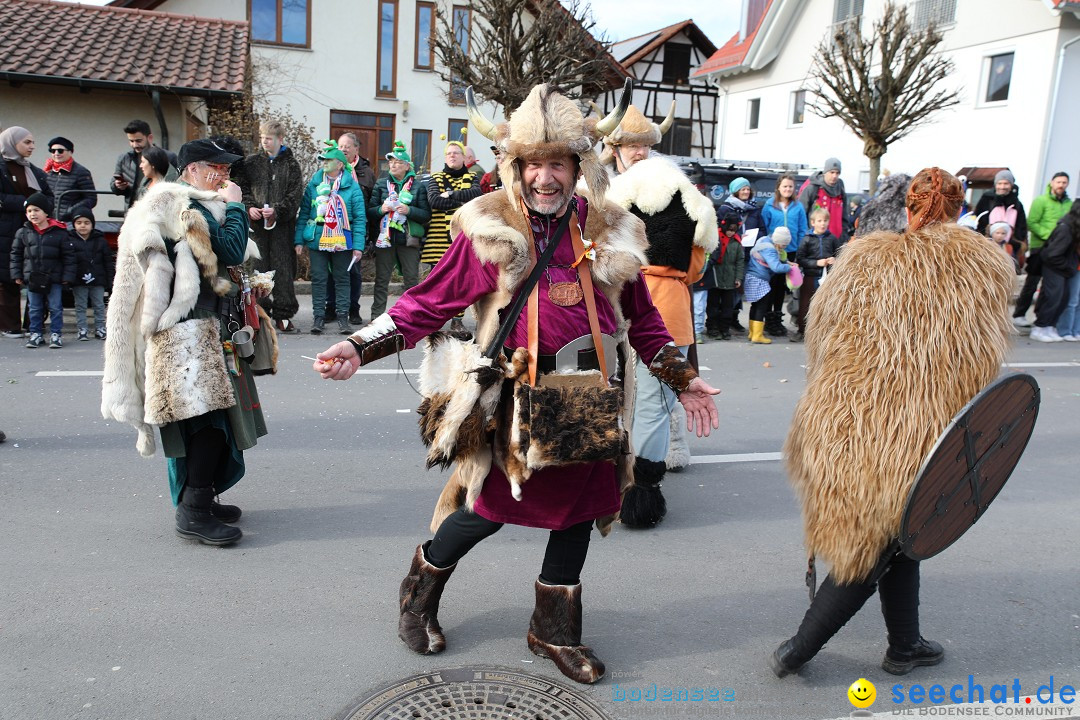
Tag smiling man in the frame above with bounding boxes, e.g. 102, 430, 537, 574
313, 81, 720, 685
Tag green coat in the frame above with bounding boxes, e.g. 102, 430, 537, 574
1028, 184, 1073, 248
161, 199, 267, 504
367, 172, 430, 244
294, 169, 368, 251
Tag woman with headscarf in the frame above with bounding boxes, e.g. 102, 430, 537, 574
771, 168, 1014, 677
1, 127, 52, 337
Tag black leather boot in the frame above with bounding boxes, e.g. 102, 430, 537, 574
619, 457, 667, 529
398, 542, 456, 654
765, 311, 788, 337
878, 557, 942, 674
527, 580, 605, 684
770, 573, 876, 677
211, 498, 242, 523
882, 637, 944, 675
176, 487, 242, 546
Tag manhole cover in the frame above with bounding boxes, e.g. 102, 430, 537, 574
338, 666, 614, 720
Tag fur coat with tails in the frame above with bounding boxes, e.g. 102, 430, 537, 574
101, 182, 258, 457
783, 222, 1014, 584
427, 190, 649, 536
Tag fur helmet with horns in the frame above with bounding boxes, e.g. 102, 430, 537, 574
595, 101, 675, 166
466, 79, 632, 210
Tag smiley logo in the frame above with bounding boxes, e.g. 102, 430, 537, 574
847, 678, 876, 709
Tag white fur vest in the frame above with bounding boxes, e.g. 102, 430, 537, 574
100, 182, 251, 457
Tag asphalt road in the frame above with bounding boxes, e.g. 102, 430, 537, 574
2, 299, 1077, 720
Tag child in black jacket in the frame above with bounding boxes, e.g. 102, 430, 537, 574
11, 192, 77, 348
69, 206, 114, 340
793, 207, 839, 342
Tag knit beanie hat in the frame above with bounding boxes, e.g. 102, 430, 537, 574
48, 136, 74, 152
444, 140, 465, 155
729, 177, 750, 194
69, 205, 95, 227
385, 140, 412, 166
988, 221, 1013, 241
994, 169, 1015, 186
771, 226, 792, 246
824, 157, 842, 173
25, 192, 54, 215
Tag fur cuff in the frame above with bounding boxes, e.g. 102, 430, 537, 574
648, 344, 697, 395
354, 312, 397, 342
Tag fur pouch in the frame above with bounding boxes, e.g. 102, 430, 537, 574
416, 332, 521, 469
143, 317, 236, 425
508, 370, 626, 487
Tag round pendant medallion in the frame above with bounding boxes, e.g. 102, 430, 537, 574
548, 282, 584, 307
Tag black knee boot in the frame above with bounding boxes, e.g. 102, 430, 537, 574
176, 487, 243, 546
879, 558, 943, 675
771, 574, 876, 677
619, 457, 667, 529
765, 311, 788, 337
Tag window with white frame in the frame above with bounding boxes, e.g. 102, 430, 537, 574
910, 0, 957, 30
747, 98, 761, 131
833, 0, 864, 23
983, 52, 1014, 104
790, 90, 806, 126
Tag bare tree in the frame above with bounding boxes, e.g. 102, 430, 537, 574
809, 1, 960, 192
430, 0, 618, 113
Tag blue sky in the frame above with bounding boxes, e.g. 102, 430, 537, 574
581, 1, 741, 46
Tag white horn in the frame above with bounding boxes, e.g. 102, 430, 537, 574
657, 100, 676, 135
465, 86, 497, 141
595, 78, 633, 137
588, 101, 603, 117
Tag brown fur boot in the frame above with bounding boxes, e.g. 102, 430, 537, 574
526, 580, 605, 684
398, 542, 456, 654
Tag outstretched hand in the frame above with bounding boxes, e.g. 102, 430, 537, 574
314, 341, 360, 380
679, 377, 721, 437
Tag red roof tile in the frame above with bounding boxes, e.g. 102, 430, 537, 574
0, 0, 248, 96
692, 0, 773, 77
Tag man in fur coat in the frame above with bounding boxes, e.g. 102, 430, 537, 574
241, 120, 305, 332
599, 104, 718, 528
312, 81, 720, 685
102, 139, 270, 547
771, 168, 1014, 677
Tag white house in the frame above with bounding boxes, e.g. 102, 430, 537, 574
693, 0, 1080, 199
598, 20, 720, 158
107, 0, 626, 175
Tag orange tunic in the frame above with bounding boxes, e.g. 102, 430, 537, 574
642, 245, 705, 346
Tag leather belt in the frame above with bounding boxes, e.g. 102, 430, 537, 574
195, 288, 243, 324
505, 347, 624, 376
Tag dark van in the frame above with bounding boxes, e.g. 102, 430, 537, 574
679, 159, 811, 210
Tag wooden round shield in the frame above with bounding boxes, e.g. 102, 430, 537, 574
899, 373, 1040, 561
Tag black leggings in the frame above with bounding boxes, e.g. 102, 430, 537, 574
749, 297, 770, 322
789, 553, 921, 660
184, 427, 228, 491
426, 508, 594, 586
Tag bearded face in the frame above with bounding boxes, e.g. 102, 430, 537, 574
521, 156, 578, 215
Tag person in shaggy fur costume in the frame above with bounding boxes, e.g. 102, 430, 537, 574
600, 102, 719, 527
101, 139, 272, 547
770, 168, 1014, 678
312, 81, 720, 685
853, 172, 913, 237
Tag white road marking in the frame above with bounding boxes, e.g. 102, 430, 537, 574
1005, 362, 1080, 368
36, 371, 104, 377
690, 452, 782, 464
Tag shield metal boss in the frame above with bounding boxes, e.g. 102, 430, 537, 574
899, 373, 1040, 561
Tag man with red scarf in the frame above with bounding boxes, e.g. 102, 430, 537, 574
41, 137, 96, 221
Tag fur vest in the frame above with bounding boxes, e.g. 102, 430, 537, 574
427, 191, 649, 536
605, 156, 718, 268
783, 223, 1014, 584
101, 182, 255, 457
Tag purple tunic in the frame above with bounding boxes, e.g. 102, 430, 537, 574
389, 197, 673, 530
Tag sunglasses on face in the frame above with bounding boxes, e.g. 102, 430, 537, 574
50, 148, 68, 153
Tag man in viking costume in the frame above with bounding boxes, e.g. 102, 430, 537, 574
314, 81, 720, 684
102, 139, 270, 547
771, 168, 1014, 676
600, 103, 718, 528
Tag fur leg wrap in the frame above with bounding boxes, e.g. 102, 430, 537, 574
648, 345, 697, 395
526, 580, 605, 685
398, 542, 456, 655
619, 457, 667, 529
666, 404, 690, 472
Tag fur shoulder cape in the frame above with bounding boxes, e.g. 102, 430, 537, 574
430, 191, 649, 536
604, 156, 718, 255
101, 182, 256, 457
783, 223, 1015, 584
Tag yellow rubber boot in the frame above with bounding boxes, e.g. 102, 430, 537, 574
749, 319, 772, 344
